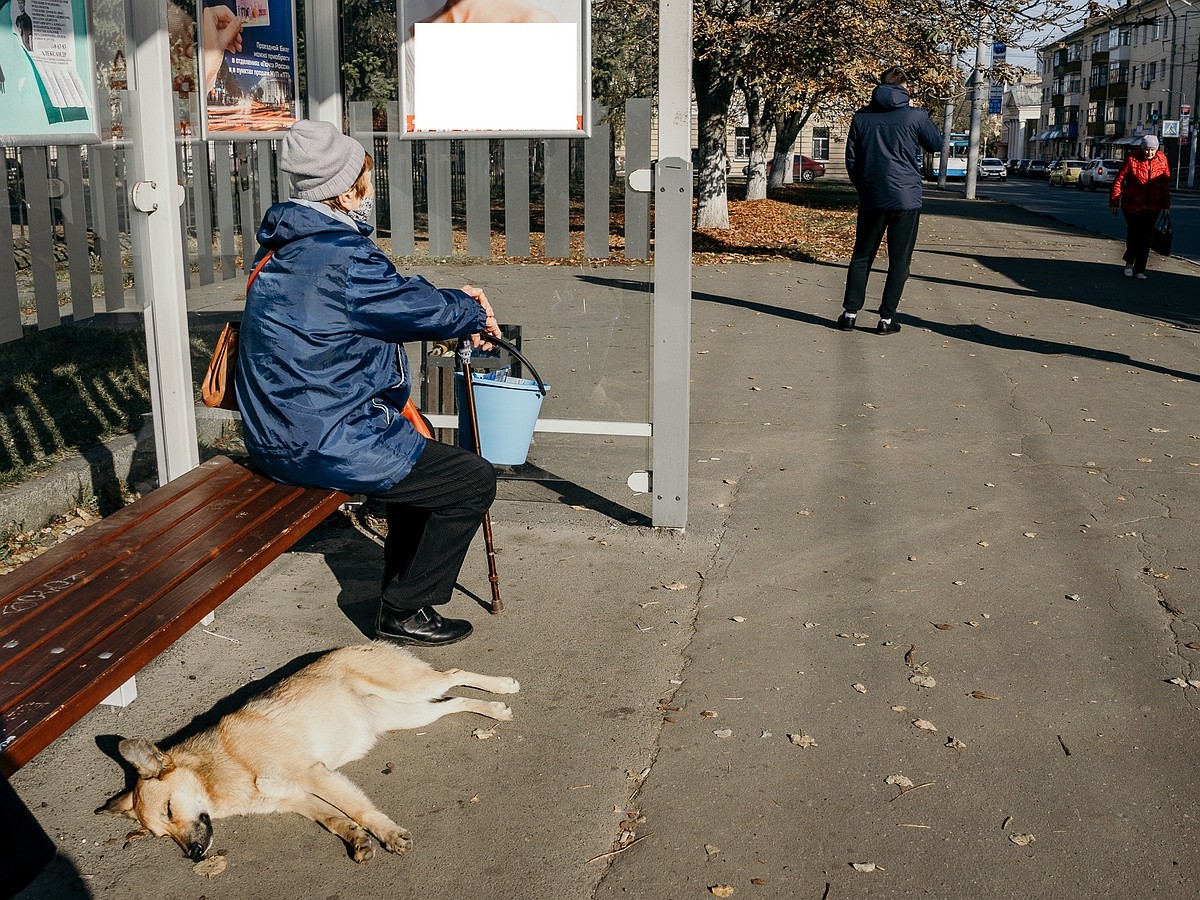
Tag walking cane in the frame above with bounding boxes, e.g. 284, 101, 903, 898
457, 338, 503, 614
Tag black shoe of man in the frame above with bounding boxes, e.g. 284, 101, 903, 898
836, 312, 856, 331
376, 605, 473, 646
876, 319, 901, 335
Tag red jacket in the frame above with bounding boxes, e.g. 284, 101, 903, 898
1110, 150, 1171, 214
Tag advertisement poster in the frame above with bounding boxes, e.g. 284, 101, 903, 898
398, 0, 590, 138
198, 0, 297, 139
0, 0, 97, 145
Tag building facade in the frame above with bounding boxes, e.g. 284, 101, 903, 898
1038, 0, 1199, 166
1002, 83, 1044, 160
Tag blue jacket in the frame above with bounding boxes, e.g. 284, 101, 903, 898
234, 201, 486, 494
845, 84, 943, 211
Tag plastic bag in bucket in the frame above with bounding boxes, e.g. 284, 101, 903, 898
456, 371, 548, 465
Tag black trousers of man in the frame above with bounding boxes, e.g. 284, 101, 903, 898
842, 206, 921, 319
374, 439, 496, 615
1122, 209, 1157, 275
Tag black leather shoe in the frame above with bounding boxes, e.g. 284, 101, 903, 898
836, 312, 857, 331
876, 319, 901, 335
376, 606, 473, 647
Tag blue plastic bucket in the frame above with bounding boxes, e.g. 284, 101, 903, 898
456, 371, 549, 465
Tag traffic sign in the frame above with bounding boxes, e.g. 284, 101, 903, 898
1161, 120, 1180, 138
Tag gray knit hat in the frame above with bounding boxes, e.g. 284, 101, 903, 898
280, 120, 366, 201
1140, 134, 1159, 151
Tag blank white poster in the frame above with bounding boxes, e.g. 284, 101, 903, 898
412, 23, 579, 132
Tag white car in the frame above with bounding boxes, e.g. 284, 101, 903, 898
1077, 159, 1123, 191
977, 158, 1007, 179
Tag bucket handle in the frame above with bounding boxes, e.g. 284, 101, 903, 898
480, 334, 549, 398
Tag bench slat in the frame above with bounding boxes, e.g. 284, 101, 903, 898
1, 456, 347, 775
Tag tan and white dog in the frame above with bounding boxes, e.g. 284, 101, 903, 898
100, 642, 518, 863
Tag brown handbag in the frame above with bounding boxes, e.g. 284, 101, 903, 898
201, 321, 240, 409
201, 252, 274, 410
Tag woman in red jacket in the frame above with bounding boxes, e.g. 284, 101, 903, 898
1109, 134, 1171, 279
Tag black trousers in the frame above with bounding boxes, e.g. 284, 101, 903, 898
1122, 209, 1157, 274
373, 439, 496, 615
842, 206, 921, 319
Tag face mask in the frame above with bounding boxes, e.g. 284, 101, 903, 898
349, 197, 374, 222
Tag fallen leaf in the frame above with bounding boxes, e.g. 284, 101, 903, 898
472, 726, 498, 740
933, 622, 953, 630
946, 737, 966, 751
1066, 594, 1081, 602
1167, 677, 1188, 687
710, 886, 735, 898
891, 705, 907, 712
701, 710, 718, 718
1023, 532, 1038, 539
904, 645, 916, 667
1009, 833, 1036, 847
977, 540, 990, 547
885, 774, 914, 789
730, 616, 746, 623
704, 843, 721, 858
908, 555, 918, 561
803, 621, 818, 628
851, 862, 878, 872
192, 856, 227, 878
970, 690, 1001, 701
852, 682, 867, 694
1150, 427, 1169, 433
909, 674, 936, 689
713, 729, 733, 738
912, 718, 938, 732
750, 878, 767, 886
1185, 642, 1200, 650
662, 581, 688, 591
788, 733, 817, 748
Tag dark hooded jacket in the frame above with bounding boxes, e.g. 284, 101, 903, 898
234, 201, 486, 494
845, 83, 943, 210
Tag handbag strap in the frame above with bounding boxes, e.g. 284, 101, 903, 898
246, 250, 274, 292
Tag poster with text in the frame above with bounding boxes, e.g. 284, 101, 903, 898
0, 0, 97, 145
198, 0, 297, 139
398, 0, 590, 138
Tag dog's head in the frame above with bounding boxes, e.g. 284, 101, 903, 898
98, 739, 215, 861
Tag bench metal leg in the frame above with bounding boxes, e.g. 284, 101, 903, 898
101, 677, 138, 708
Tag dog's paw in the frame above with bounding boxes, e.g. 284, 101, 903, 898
352, 836, 376, 864
380, 826, 413, 856
494, 677, 520, 694
484, 701, 514, 721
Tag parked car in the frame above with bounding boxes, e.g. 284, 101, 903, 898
1077, 158, 1123, 191
792, 154, 826, 182
1016, 159, 1033, 176
977, 157, 1007, 180
1048, 159, 1086, 187
1027, 159, 1050, 178
743, 154, 826, 183
1007, 158, 1024, 174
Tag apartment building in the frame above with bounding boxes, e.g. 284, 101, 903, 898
1038, 0, 1199, 165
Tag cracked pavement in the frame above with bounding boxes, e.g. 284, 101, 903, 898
12, 192, 1200, 899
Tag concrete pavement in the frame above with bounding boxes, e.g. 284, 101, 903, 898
11, 193, 1200, 899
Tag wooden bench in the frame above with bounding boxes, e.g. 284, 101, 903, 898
0, 455, 346, 776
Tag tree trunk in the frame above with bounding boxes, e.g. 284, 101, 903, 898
741, 80, 772, 200
770, 104, 814, 188
694, 56, 737, 229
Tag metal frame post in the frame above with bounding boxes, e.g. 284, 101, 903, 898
651, 0, 692, 529
126, 1, 198, 483
305, 0, 343, 125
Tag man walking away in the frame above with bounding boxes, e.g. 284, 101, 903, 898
839, 67, 943, 335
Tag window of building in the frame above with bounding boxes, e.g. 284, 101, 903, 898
811, 127, 830, 161
1087, 102, 1098, 124
734, 127, 750, 159
1153, 19, 1161, 40
1148, 61, 1156, 80
1068, 74, 1082, 93
1119, 28, 1130, 46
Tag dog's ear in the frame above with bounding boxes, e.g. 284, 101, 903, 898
118, 739, 174, 779
98, 790, 137, 819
